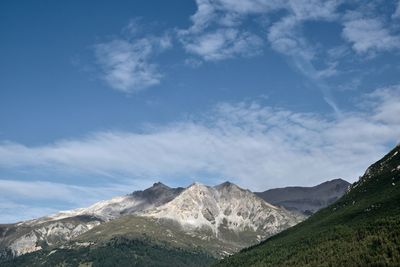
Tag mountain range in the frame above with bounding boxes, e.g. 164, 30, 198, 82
0, 177, 348, 266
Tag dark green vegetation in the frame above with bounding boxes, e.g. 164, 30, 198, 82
1, 236, 215, 267
216, 145, 400, 267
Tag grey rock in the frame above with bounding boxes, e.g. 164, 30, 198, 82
256, 179, 350, 215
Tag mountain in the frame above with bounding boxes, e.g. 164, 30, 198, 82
141, 182, 303, 249
0, 182, 183, 257
216, 145, 400, 266
42, 182, 184, 222
256, 179, 350, 215
0, 181, 304, 266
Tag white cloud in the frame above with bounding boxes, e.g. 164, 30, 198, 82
0, 199, 59, 224
95, 31, 171, 93
0, 179, 131, 204
182, 0, 340, 62
288, 0, 339, 21
267, 15, 314, 60
1, 86, 399, 192
182, 28, 263, 61
267, 16, 340, 112
365, 86, 400, 124
187, 0, 284, 33
342, 17, 400, 54
263, 1, 343, 112
267, 0, 343, 62
178, 0, 278, 61
214, 0, 284, 14
0, 179, 147, 223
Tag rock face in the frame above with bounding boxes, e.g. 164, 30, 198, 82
0, 215, 102, 257
142, 182, 304, 243
40, 182, 184, 222
256, 179, 350, 215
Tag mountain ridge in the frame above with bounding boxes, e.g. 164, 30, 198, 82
216, 145, 400, 266
256, 178, 350, 215
0, 180, 304, 261
0, 178, 349, 264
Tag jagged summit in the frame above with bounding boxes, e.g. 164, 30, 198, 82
142, 181, 303, 240
130, 181, 170, 195
217, 181, 233, 186
214, 181, 247, 192
151, 181, 169, 188
214, 181, 235, 188
187, 181, 207, 188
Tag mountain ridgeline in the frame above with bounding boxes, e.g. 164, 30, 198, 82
0, 181, 304, 266
216, 145, 400, 266
1, 148, 398, 267
256, 178, 350, 215
0, 176, 351, 266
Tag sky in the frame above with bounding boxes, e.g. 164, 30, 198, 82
1, 0, 400, 223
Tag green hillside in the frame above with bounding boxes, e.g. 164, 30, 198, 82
1, 235, 215, 267
0, 216, 218, 267
216, 145, 400, 267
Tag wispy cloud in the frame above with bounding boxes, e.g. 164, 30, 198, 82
0, 179, 146, 223
266, 0, 343, 112
267, 15, 313, 60
95, 23, 172, 93
1, 85, 399, 192
0, 198, 59, 224
180, 0, 343, 111
342, 16, 400, 54
178, 0, 400, 113
181, 28, 263, 61
177, 0, 273, 61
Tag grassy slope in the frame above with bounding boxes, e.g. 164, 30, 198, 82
75, 215, 242, 257
1, 216, 218, 267
1, 236, 216, 267
216, 145, 400, 267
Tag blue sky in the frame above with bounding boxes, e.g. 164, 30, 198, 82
1, 0, 400, 223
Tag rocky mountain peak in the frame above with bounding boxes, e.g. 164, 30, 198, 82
188, 181, 207, 188
214, 181, 245, 193
142, 181, 303, 240
217, 181, 233, 186
151, 182, 169, 189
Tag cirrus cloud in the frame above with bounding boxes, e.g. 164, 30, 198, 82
1, 85, 399, 191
